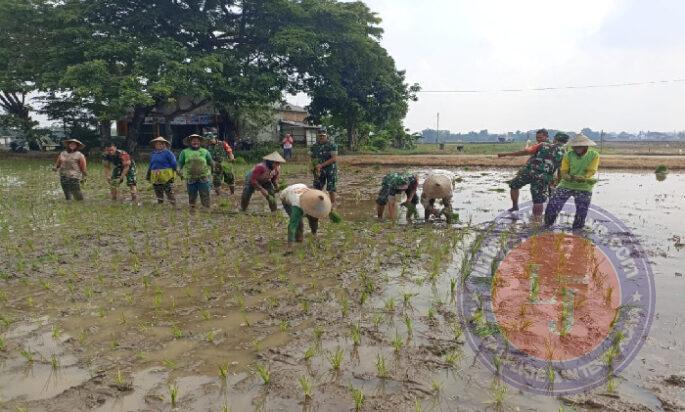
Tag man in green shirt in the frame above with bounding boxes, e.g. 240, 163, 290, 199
310, 132, 338, 206
177, 134, 214, 210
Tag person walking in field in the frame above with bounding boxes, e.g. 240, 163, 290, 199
376, 171, 419, 221
421, 170, 457, 223
544, 134, 600, 230
310, 132, 338, 207
279, 184, 332, 243
177, 134, 214, 210
207, 133, 236, 196
240, 152, 285, 212
498, 130, 569, 217
146, 137, 177, 205
103, 142, 138, 202
54, 139, 87, 201
282, 133, 294, 161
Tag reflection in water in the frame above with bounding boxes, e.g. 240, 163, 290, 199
655, 172, 668, 182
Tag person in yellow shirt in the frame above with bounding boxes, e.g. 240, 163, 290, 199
544, 134, 600, 230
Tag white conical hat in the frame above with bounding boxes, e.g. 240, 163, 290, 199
568, 134, 597, 147
263, 151, 286, 163
300, 190, 332, 219
63, 139, 85, 151
422, 173, 453, 199
150, 136, 171, 146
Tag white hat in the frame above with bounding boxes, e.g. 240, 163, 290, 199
300, 190, 332, 219
263, 151, 286, 163
63, 139, 85, 151
568, 134, 597, 147
422, 173, 453, 199
150, 136, 171, 146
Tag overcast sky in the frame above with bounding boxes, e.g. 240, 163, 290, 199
314, 0, 685, 134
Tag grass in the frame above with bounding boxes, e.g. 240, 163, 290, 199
391, 330, 404, 353
298, 375, 313, 400
169, 384, 179, 407
350, 323, 362, 346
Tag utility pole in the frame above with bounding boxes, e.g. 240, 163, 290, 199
600, 130, 604, 153
436, 112, 440, 144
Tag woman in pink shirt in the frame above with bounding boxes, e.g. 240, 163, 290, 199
282, 133, 294, 160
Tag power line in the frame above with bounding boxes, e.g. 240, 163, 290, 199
417, 78, 685, 94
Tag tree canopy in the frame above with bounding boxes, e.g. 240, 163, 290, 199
0, 0, 418, 152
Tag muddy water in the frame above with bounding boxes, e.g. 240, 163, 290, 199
1, 165, 683, 411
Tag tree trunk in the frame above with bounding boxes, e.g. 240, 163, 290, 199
346, 122, 358, 151
99, 120, 112, 147
126, 107, 147, 154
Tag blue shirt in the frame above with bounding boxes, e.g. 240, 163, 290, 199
148, 149, 177, 171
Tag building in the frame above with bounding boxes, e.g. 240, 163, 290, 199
116, 100, 321, 148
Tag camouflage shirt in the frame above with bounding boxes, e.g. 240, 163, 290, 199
310, 142, 338, 172
382, 172, 418, 192
524, 142, 565, 180
208, 142, 233, 163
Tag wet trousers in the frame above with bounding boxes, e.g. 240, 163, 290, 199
544, 188, 593, 229
60, 176, 84, 201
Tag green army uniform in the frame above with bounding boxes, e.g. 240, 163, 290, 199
508, 142, 565, 204
103, 150, 137, 187
376, 172, 419, 206
208, 142, 235, 188
310, 141, 338, 192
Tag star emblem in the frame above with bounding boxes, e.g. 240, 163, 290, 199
632, 291, 642, 302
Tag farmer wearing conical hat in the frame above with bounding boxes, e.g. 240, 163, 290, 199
178, 134, 214, 210
544, 134, 600, 230
421, 170, 457, 223
103, 141, 138, 202
53, 139, 87, 201
146, 137, 177, 205
376, 171, 419, 221
498, 130, 569, 217
206, 133, 236, 196
310, 131, 338, 207
279, 184, 332, 243
241, 152, 285, 212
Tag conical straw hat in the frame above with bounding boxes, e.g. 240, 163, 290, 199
63, 139, 85, 151
183, 134, 205, 146
150, 136, 171, 146
300, 189, 332, 219
263, 151, 286, 163
568, 134, 597, 147
422, 173, 453, 199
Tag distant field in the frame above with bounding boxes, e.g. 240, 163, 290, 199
359, 141, 685, 156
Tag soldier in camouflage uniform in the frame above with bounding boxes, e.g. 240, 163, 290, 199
376, 171, 419, 221
103, 142, 138, 202
207, 134, 236, 195
498, 131, 569, 217
310, 132, 338, 206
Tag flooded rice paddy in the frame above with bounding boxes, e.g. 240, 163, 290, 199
0, 158, 683, 411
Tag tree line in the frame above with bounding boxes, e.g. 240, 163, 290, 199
0, 0, 420, 152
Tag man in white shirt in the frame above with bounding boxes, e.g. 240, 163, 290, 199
421, 170, 457, 223
279, 184, 332, 243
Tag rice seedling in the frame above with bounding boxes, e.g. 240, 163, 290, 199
606, 375, 618, 393
299, 375, 313, 400
328, 347, 344, 371
162, 359, 177, 369
206, 330, 216, 343
384, 297, 396, 313
546, 363, 556, 386
303, 345, 316, 361
51, 325, 62, 339
427, 305, 436, 322
350, 386, 365, 411
279, 320, 289, 332
51, 354, 60, 370
255, 364, 271, 385
398, 317, 412, 340
171, 325, 183, 339
375, 353, 389, 378
20, 348, 34, 364
488, 381, 508, 409
444, 350, 463, 366
201, 309, 211, 320
391, 331, 404, 353
218, 364, 229, 380
221, 405, 230, 412
350, 323, 362, 346
0, 336, 6, 351
115, 369, 125, 386
431, 379, 442, 394
169, 383, 179, 407
313, 326, 324, 342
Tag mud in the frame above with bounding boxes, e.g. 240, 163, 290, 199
0, 160, 683, 411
